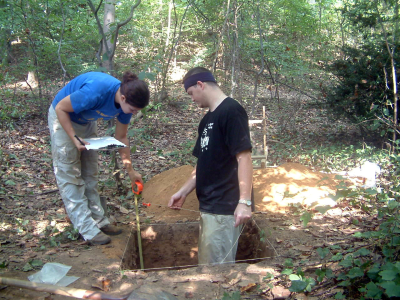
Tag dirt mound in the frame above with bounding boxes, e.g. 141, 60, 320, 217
254, 162, 339, 213
142, 165, 199, 222
142, 163, 340, 221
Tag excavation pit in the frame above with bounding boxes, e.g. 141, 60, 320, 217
121, 221, 273, 271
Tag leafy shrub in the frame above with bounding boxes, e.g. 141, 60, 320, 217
327, 42, 399, 133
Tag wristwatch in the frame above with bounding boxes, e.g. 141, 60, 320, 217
238, 199, 252, 207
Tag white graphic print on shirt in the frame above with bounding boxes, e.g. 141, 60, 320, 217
200, 123, 213, 152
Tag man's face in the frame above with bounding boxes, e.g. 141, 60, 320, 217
187, 83, 206, 108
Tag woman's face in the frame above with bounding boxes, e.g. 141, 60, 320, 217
120, 96, 141, 115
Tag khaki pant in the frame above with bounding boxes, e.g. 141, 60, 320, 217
198, 212, 242, 265
48, 106, 109, 240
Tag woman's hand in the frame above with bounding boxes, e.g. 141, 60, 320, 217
128, 169, 143, 185
73, 136, 89, 151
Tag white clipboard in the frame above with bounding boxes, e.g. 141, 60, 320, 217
84, 136, 127, 151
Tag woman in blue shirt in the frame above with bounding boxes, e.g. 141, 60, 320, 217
48, 71, 149, 245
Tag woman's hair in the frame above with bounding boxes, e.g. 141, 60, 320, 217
120, 71, 150, 108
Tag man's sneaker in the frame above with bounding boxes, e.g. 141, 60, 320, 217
100, 224, 122, 236
88, 232, 111, 246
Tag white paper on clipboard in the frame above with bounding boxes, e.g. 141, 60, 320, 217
84, 137, 127, 151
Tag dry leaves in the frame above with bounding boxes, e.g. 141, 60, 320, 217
92, 277, 112, 292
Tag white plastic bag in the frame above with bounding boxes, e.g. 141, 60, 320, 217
28, 262, 79, 287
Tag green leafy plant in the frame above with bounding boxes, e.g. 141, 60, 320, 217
22, 259, 44, 272
65, 227, 80, 241
0, 259, 9, 269
14, 218, 29, 234
262, 272, 275, 290
221, 291, 241, 300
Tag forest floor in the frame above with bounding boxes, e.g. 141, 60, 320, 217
0, 82, 378, 299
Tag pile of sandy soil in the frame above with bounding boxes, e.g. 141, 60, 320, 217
141, 162, 340, 221
141, 165, 200, 222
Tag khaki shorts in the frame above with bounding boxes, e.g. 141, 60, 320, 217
198, 212, 242, 265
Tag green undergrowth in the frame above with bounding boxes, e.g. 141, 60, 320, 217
260, 140, 400, 299
218, 136, 400, 300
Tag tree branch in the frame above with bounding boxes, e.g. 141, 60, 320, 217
87, 0, 109, 64
375, 114, 400, 135
161, 0, 191, 90
57, 2, 67, 85
110, 0, 141, 61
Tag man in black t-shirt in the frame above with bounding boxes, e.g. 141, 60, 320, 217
168, 67, 253, 265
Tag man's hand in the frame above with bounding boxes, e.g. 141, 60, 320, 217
168, 191, 186, 210
169, 166, 196, 210
234, 204, 252, 227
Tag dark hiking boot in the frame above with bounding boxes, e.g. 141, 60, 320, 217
88, 232, 111, 246
100, 224, 122, 236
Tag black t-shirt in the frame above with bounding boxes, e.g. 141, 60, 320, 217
193, 97, 252, 215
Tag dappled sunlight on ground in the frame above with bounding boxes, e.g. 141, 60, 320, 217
253, 163, 340, 213
170, 67, 186, 82
141, 163, 343, 219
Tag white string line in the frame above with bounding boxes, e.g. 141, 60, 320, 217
144, 203, 270, 215
120, 204, 201, 267
140, 222, 200, 226
120, 218, 135, 271
251, 218, 280, 257
143, 203, 279, 223
120, 255, 278, 273
220, 222, 247, 264
219, 217, 281, 264
119, 208, 278, 270
150, 204, 201, 213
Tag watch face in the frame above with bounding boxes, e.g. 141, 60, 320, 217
239, 200, 251, 206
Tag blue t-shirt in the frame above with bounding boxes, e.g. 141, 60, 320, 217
51, 72, 132, 125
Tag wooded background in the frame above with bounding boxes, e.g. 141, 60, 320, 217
1, 2, 400, 298
0, 0, 398, 146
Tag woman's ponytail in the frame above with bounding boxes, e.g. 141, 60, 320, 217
122, 71, 138, 84
120, 71, 149, 109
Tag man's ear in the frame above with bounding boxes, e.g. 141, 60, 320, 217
197, 81, 205, 90
120, 94, 126, 103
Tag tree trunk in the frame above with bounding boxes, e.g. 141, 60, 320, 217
336, 11, 346, 59
165, 0, 173, 49
160, 1, 190, 93
103, 0, 115, 72
393, 0, 399, 148
252, 0, 264, 118
0, 28, 12, 65
230, 0, 238, 98
87, 0, 141, 71
212, 0, 231, 72
376, 1, 398, 149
